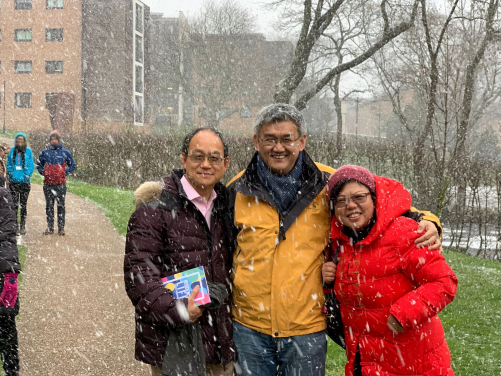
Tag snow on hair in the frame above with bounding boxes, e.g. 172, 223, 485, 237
253, 103, 305, 136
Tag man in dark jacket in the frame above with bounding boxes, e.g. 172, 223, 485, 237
124, 128, 235, 376
0, 186, 22, 375
36, 130, 76, 236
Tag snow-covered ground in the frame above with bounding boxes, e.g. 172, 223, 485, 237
442, 227, 500, 261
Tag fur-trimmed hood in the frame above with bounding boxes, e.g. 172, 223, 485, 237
134, 181, 164, 208
134, 170, 229, 211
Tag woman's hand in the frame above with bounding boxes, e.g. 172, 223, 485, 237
387, 314, 405, 333
322, 262, 337, 284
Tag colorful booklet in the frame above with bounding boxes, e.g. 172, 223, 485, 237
161, 266, 211, 306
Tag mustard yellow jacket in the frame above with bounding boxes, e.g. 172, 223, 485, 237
227, 152, 441, 338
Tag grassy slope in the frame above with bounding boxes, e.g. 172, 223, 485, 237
30, 176, 501, 375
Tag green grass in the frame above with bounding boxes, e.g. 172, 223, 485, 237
18, 245, 27, 285
65, 178, 134, 236
439, 250, 501, 374
326, 250, 501, 375
326, 340, 347, 375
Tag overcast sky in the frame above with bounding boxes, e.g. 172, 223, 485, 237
146, 0, 278, 37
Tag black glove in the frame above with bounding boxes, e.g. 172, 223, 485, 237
205, 282, 228, 311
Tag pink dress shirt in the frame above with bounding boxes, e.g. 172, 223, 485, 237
180, 176, 217, 229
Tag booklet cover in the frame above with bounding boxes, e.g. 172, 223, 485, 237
161, 266, 211, 306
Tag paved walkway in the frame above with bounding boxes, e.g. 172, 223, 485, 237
16, 184, 150, 375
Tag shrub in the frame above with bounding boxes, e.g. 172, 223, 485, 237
30, 131, 501, 259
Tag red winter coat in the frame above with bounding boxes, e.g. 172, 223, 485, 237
331, 176, 457, 376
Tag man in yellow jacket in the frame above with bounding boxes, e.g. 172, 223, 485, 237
227, 103, 442, 376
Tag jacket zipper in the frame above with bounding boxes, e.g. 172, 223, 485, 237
186, 199, 223, 363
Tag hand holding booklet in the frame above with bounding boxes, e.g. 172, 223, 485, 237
161, 266, 211, 307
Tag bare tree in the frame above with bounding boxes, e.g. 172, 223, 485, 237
269, 0, 420, 110
317, 0, 373, 157
369, 0, 501, 211
451, 0, 501, 171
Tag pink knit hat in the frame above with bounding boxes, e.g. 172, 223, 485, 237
327, 165, 376, 200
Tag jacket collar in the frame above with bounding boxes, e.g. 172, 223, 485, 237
160, 169, 227, 215
235, 151, 329, 241
239, 151, 325, 191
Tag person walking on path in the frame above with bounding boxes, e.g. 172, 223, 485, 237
0, 184, 22, 376
125, 128, 235, 376
227, 103, 444, 376
36, 130, 76, 236
6, 133, 35, 236
323, 166, 457, 375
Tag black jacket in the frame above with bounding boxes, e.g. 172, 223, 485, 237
0, 188, 21, 316
125, 170, 235, 367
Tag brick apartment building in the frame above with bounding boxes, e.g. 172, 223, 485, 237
0, 0, 150, 134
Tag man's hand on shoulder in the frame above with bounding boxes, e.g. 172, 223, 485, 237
415, 220, 442, 252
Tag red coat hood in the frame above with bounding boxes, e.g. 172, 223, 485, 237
330, 175, 412, 245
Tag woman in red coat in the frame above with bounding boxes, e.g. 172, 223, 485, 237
323, 165, 457, 376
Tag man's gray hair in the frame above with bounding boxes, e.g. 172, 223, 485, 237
253, 103, 305, 135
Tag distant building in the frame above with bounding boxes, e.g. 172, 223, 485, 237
148, 12, 192, 127
0, 0, 150, 134
342, 91, 416, 139
148, 13, 294, 135
343, 99, 391, 139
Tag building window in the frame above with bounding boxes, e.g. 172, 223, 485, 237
46, 28, 63, 42
46, 0, 63, 9
14, 61, 32, 74
135, 4, 143, 33
15, 0, 32, 10
15, 93, 32, 108
135, 66, 143, 93
45, 92, 61, 107
133, 0, 145, 125
46, 61, 63, 74
135, 35, 143, 63
240, 107, 252, 118
134, 95, 143, 124
14, 29, 32, 42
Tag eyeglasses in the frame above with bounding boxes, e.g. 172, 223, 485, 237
258, 135, 301, 147
188, 153, 225, 165
334, 192, 371, 208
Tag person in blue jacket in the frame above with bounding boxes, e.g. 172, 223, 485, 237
36, 131, 76, 236
6, 133, 35, 236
